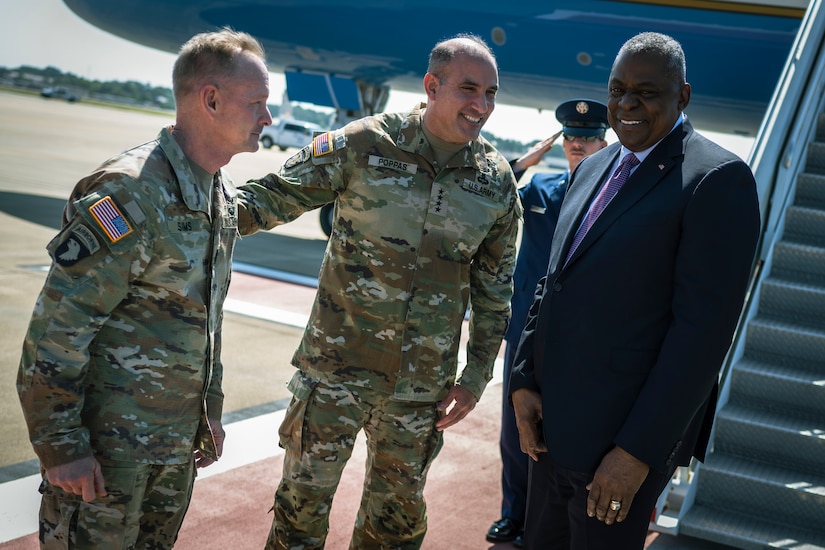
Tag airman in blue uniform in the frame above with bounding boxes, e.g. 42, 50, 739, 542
487, 98, 609, 548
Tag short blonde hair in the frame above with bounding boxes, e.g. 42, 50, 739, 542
172, 27, 266, 100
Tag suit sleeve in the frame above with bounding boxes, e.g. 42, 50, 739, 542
507, 274, 547, 397
614, 158, 760, 471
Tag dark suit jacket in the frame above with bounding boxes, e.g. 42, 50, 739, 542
505, 170, 568, 345
509, 120, 760, 475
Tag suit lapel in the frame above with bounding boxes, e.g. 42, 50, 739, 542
556, 121, 690, 270
548, 147, 619, 271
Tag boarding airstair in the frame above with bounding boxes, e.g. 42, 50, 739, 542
673, 2, 825, 548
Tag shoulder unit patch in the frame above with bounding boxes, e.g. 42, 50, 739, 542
53, 224, 101, 267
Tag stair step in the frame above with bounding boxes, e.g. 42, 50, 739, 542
785, 205, 825, 246
681, 503, 825, 550
796, 172, 825, 209
771, 240, 825, 285
759, 277, 825, 327
808, 142, 825, 176
744, 317, 825, 365
712, 403, 825, 472
729, 358, 825, 419
692, 453, 825, 532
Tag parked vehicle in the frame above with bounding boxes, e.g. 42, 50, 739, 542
260, 119, 324, 150
40, 86, 80, 102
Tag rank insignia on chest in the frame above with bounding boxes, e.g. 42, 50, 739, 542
89, 196, 133, 242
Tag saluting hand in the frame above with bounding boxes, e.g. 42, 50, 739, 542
511, 130, 562, 175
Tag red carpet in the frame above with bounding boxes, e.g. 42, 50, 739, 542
0, 383, 515, 550
173, 381, 510, 549
0, 380, 673, 549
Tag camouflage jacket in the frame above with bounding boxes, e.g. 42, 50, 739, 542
17, 127, 237, 468
238, 104, 520, 402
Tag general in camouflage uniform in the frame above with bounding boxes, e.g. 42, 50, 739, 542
238, 35, 521, 550
17, 28, 272, 549
17, 127, 236, 548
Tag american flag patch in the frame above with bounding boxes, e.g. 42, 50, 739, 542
89, 196, 133, 242
313, 132, 333, 157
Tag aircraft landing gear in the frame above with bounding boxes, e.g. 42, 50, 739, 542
319, 203, 334, 237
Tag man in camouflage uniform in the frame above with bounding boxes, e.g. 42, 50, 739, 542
17, 29, 272, 548
238, 34, 520, 549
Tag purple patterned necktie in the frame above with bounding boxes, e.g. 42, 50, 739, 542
564, 152, 639, 265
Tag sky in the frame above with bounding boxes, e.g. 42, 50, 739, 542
0, 0, 754, 156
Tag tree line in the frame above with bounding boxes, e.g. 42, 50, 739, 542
0, 64, 546, 159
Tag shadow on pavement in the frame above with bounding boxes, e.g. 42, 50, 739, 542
0, 191, 65, 230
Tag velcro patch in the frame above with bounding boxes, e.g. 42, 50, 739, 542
54, 225, 99, 266
89, 196, 132, 242
462, 178, 499, 201
312, 132, 333, 157
368, 155, 418, 174
284, 147, 310, 169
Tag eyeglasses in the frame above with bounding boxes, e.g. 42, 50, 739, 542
563, 134, 602, 143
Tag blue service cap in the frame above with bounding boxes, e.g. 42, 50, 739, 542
556, 99, 609, 137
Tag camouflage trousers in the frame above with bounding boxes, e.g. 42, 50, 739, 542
38, 457, 196, 549
266, 371, 445, 550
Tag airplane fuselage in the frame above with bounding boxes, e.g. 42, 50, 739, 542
63, 0, 806, 135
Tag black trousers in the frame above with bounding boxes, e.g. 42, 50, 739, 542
523, 454, 671, 550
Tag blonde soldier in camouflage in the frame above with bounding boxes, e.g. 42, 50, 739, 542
17, 29, 272, 549
237, 34, 521, 549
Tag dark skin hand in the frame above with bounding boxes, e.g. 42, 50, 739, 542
586, 446, 650, 525
512, 388, 649, 525
435, 385, 477, 430
511, 388, 548, 460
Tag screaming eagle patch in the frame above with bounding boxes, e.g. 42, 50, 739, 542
53, 224, 101, 267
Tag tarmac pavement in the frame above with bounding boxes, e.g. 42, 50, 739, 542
0, 90, 736, 549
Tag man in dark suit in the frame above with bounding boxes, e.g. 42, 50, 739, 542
509, 31, 760, 549
487, 99, 609, 548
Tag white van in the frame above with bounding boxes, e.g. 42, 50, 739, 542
260, 119, 324, 150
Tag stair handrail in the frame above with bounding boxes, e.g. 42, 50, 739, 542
674, 0, 825, 526
717, 0, 825, 392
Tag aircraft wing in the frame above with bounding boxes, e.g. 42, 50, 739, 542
63, 0, 806, 135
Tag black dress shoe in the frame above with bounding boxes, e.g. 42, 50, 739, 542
486, 518, 523, 543
513, 533, 524, 548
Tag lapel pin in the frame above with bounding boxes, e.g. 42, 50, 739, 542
658, 164, 665, 170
